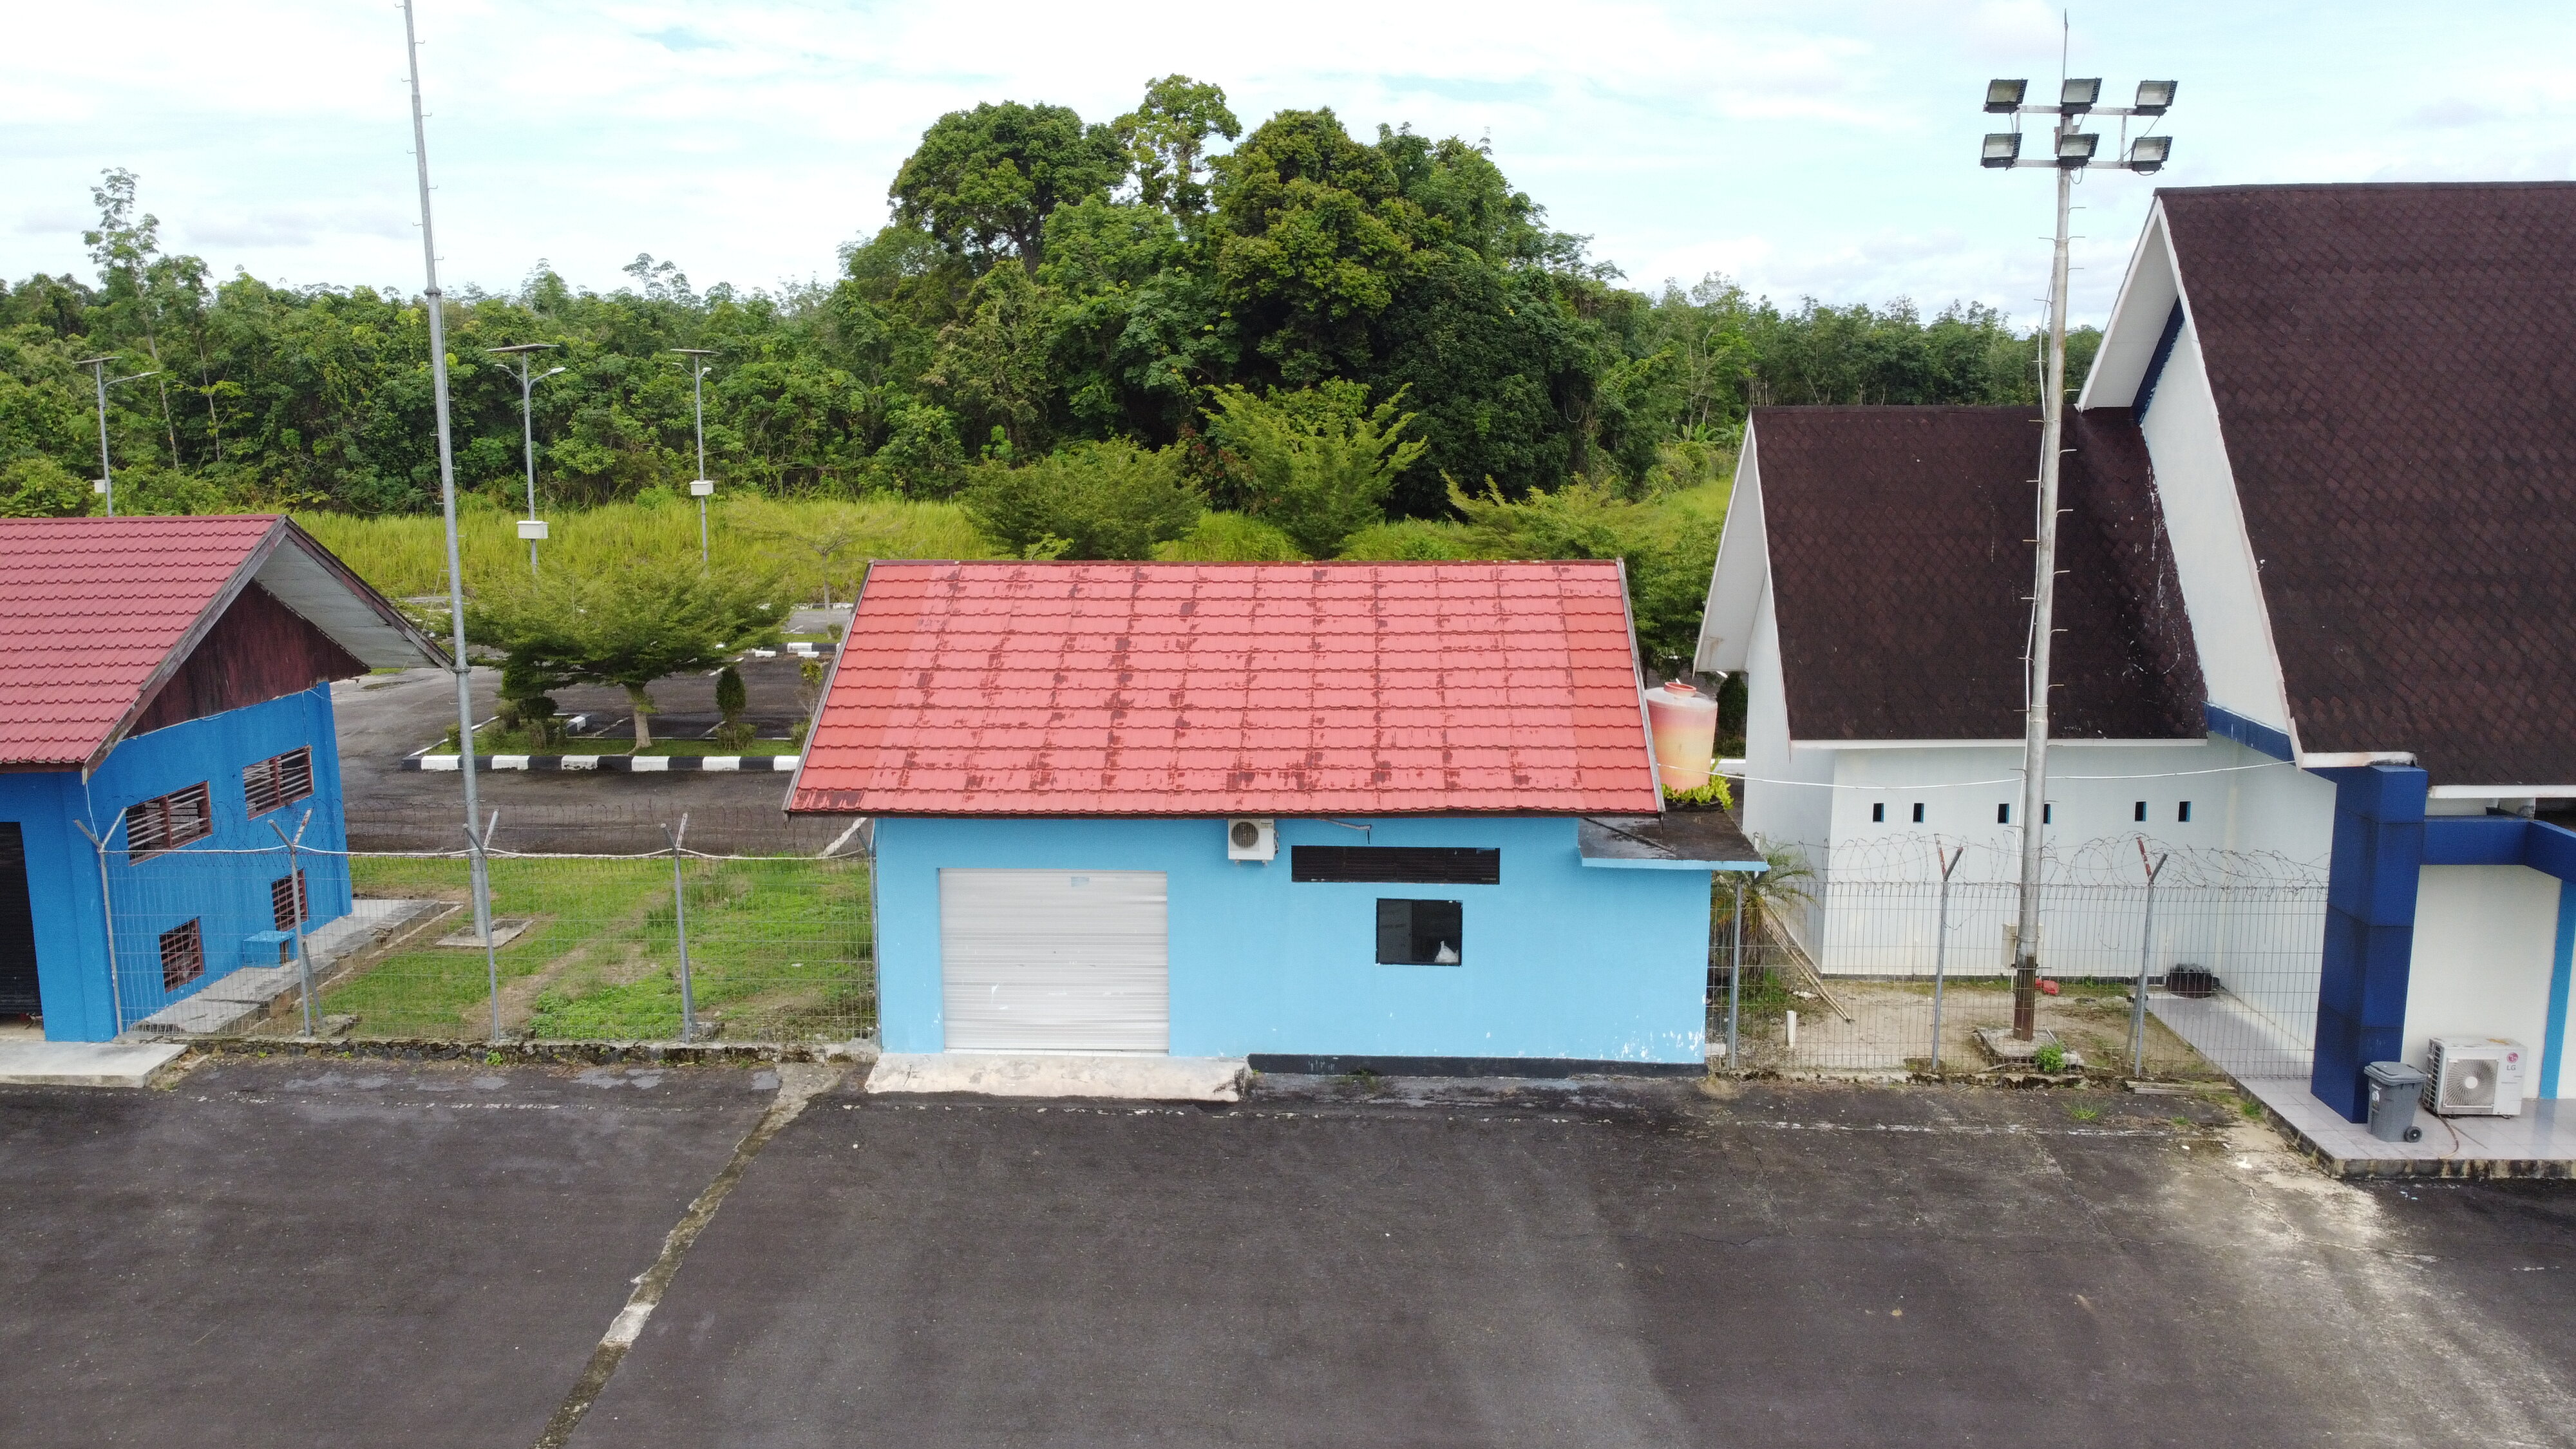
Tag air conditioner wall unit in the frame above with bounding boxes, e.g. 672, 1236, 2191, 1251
1226, 817, 1276, 862
2423, 1036, 2524, 1117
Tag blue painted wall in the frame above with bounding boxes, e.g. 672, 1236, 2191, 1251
0, 685, 350, 1041
873, 814, 1713, 1064
2308, 764, 2428, 1121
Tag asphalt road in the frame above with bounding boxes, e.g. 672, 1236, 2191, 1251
332, 658, 841, 854
12, 1063, 2566, 1448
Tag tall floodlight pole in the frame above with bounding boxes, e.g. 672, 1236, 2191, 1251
487, 343, 564, 574
72, 357, 159, 517
672, 348, 717, 564
1980, 71, 2177, 1038
402, 0, 499, 968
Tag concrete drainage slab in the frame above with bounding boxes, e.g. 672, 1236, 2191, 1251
0, 1041, 190, 1088
867, 1053, 1247, 1103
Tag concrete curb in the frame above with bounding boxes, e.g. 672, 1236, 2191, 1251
181, 1036, 879, 1067
403, 753, 800, 772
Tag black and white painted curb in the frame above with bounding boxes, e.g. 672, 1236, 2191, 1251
402, 754, 800, 772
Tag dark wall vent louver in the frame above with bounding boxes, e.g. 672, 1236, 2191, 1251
1291, 846, 1501, 886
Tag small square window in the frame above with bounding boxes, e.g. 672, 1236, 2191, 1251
1376, 899, 1463, 965
1871, 802, 1885, 823
2134, 801, 2147, 822
2178, 800, 2193, 823
1998, 804, 2011, 824
1911, 803, 1925, 824
159, 919, 205, 990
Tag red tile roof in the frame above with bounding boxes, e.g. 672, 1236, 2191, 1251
0, 515, 424, 770
789, 561, 1660, 816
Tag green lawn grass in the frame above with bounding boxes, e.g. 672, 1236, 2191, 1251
631, 739, 800, 757
335, 855, 871, 1041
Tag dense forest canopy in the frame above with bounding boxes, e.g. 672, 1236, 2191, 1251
0, 77, 2096, 524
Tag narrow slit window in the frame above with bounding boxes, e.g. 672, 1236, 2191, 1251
2043, 803, 2054, 825
2177, 800, 2193, 823
1998, 803, 2011, 825
1871, 802, 1885, 823
1376, 899, 1463, 965
2134, 801, 2147, 822
270, 870, 309, 931
160, 919, 204, 990
1911, 803, 1925, 824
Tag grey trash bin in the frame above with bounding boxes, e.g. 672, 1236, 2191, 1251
2365, 1061, 2426, 1143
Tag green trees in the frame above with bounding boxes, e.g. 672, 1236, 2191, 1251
0, 86, 2100, 537
891, 102, 1125, 273
1202, 383, 1425, 558
466, 559, 785, 747
961, 440, 1202, 560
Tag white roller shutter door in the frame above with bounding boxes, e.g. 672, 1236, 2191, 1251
940, 869, 1170, 1053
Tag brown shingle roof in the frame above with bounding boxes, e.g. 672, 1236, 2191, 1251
1756, 406, 2203, 742
2164, 182, 2576, 786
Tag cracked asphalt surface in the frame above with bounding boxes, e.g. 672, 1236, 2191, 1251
5, 1063, 2573, 1447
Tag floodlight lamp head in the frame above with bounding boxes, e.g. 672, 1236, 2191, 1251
1982, 133, 2023, 168
2059, 77, 2102, 113
2126, 135, 2172, 173
2056, 132, 2101, 167
1984, 79, 2028, 113
538, 366, 567, 381
2134, 79, 2177, 115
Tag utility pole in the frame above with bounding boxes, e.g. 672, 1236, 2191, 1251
1980, 64, 2176, 1038
488, 342, 564, 574
403, 0, 499, 968
72, 356, 157, 517
672, 348, 717, 564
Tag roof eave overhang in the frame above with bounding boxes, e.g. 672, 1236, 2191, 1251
84, 517, 450, 773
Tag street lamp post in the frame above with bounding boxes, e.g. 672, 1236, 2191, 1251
401, 0, 500, 1030
1980, 72, 2176, 1039
72, 356, 159, 518
671, 348, 717, 564
487, 343, 565, 574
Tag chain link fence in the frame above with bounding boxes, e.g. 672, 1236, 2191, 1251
91, 815, 873, 1045
1709, 858, 2329, 1081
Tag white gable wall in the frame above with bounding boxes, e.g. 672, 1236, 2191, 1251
1739, 577, 1832, 865
1693, 427, 1765, 674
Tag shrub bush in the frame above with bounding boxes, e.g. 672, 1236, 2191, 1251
961, 440, 1203, 560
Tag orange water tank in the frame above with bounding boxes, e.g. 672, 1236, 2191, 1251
1645, 680, 1719, 791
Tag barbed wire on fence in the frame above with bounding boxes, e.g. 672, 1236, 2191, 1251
1768, 831, 2330, 889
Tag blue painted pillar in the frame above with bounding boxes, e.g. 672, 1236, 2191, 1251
2309, 765, 2428, 1121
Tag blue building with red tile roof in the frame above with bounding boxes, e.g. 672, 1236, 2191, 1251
789, 561, 1762, 1072
0, 516, 442, 1041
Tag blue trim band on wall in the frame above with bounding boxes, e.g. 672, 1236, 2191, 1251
2548, 881, 2574, 1101
2205, 702, 2295, 762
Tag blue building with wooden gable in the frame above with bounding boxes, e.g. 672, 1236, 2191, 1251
0, 516, 442, 1041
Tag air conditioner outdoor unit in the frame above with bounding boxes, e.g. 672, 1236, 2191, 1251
1226, 817, 1276, 862
2423, 1036, 2524, 1117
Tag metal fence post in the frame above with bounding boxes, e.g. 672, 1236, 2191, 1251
1726, 880, 1744, 1067
1929, 845, 1963, 1071
664, 814, 697, 1042
2132, 848, 2170, 1076
268, 809, 316, 1036
71, 814, 126, 1037
462, 811, 502, 1043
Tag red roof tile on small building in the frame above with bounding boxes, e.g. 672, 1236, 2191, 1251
0, 515, 437, 770
788, 560, 1661, 816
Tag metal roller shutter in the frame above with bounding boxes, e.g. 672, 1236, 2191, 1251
940, 869, 1170, 1053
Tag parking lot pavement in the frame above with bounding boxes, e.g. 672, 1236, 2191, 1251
0, 1056, 777, 1449
574, 1077, 2576, 1449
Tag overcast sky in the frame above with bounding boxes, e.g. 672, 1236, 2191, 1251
10, 1, 2571, 328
